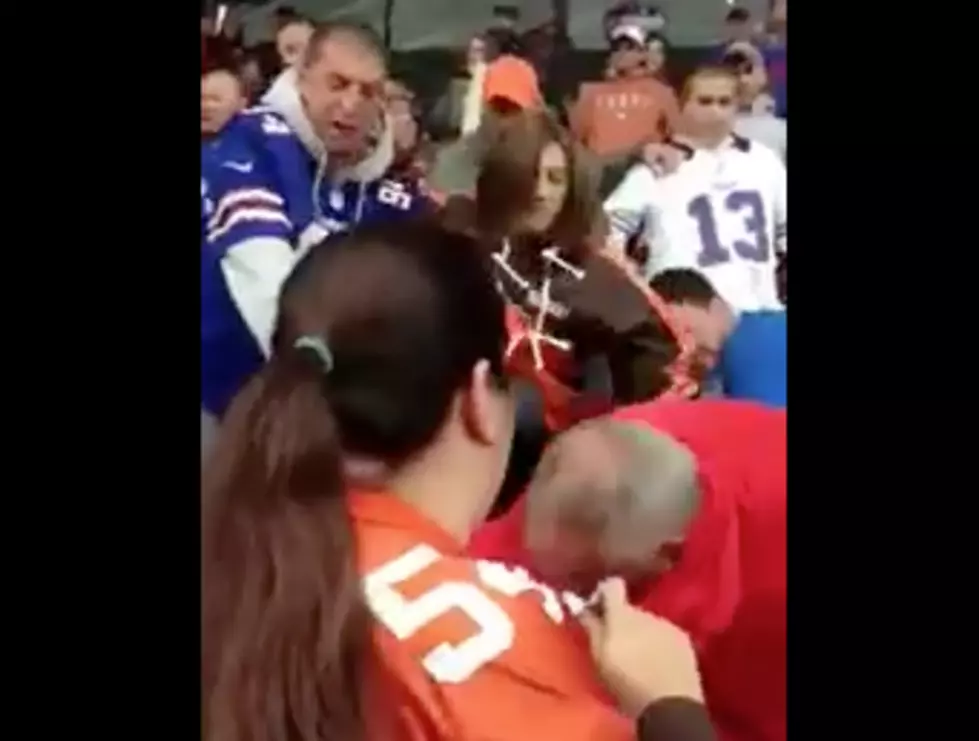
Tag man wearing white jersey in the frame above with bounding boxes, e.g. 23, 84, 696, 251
604, 65, 787, 313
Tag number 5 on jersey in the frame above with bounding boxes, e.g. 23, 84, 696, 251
364, 545, 515, 684
364, 545, 583, 685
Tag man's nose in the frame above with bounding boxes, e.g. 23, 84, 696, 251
338, 87, 364, 112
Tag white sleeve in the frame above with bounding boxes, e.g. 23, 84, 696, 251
775, 119, 787, 164
766, 150, 787, 254
603, 163, 659, 250
221, 237, 296, 357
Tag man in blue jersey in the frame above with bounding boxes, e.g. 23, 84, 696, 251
201, 22, 427, 419
650, 269, 786, 407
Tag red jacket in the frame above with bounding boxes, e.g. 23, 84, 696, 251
469, 399, 787, 741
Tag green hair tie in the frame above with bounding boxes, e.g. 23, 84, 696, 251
293, 335, 335, 374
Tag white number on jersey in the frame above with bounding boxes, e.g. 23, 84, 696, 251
476, 560, 566, 623
363, 546, 588, 684
364, 544, 514, 684
377, 181, 413, 211
261, 113, 292, 136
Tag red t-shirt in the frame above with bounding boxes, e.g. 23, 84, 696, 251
468, 399, 787, 741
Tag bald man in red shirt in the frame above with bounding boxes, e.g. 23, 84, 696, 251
469, 398, 786, 741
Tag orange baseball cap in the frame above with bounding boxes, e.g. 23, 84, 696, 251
482, 55, 541, 110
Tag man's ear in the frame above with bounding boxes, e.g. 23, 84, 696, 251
653, 537, 685, 571
460, 359, 505, 447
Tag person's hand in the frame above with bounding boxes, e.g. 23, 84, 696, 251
579, 578, 704, 717
391, 112, 419, 153
642, 142, 684, 176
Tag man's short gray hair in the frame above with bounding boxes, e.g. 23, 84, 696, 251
527, 418, 700, 561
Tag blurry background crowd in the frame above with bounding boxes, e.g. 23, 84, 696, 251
202, 0, 786, 180
201, 4, 789, 738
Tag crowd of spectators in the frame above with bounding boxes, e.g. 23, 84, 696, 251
201, 3, 787, 740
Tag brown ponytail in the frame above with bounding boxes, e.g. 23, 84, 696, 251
202, 220, 510, 740
202, 353, 372, 741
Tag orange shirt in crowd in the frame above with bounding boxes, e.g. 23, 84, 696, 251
571, 76, 679, 157
351, 490, 633, 741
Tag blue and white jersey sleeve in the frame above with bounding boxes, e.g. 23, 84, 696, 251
204, 159, 295, 356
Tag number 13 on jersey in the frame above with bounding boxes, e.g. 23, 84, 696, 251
688, 189, 770, 268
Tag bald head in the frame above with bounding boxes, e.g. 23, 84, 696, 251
524, 417, 700, 586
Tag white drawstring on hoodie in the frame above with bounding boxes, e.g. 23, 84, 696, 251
222, 70, 397, 356
262, 67, 396, 253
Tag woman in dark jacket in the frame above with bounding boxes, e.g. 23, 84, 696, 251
441, 108, 698, 432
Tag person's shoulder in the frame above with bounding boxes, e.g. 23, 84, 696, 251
214, 109, 303, 167
363, 536, 594, 675
729, 135, 782, 173
625, 159, 662, 187
614, 399, 784, 455
576, 80, 602, 101
605, 159, 661, 201
239, 105, 295, 138
734, 309, 787, 333
203, 133, 267, 189
371, 174, 426, 213
645, 77, 677, 96
673, 398, 787, 437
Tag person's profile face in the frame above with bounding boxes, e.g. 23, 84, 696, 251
520, 141, 569, 235
299, 34, 386, 158
526, 522, 607, 595
669, 298, 735, 371
737, 61, 766, 103
682, 76, 737, 138
277, 22, 313, 68
201, 70, 246, 134
609, 39, 647, 78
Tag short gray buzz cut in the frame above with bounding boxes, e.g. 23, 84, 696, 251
302, 21, 388, 69
526, 418, 701, 562
603, 421, 700, 555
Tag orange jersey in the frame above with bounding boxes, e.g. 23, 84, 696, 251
350, 491, 634, 741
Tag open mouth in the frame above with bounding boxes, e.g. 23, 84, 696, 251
329, 120, 358, 137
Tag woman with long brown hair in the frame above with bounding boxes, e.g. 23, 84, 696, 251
202, 220, 640, 741
443, 109, 696, 433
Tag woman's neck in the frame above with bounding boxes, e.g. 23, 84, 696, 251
384, 447, 487, 544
